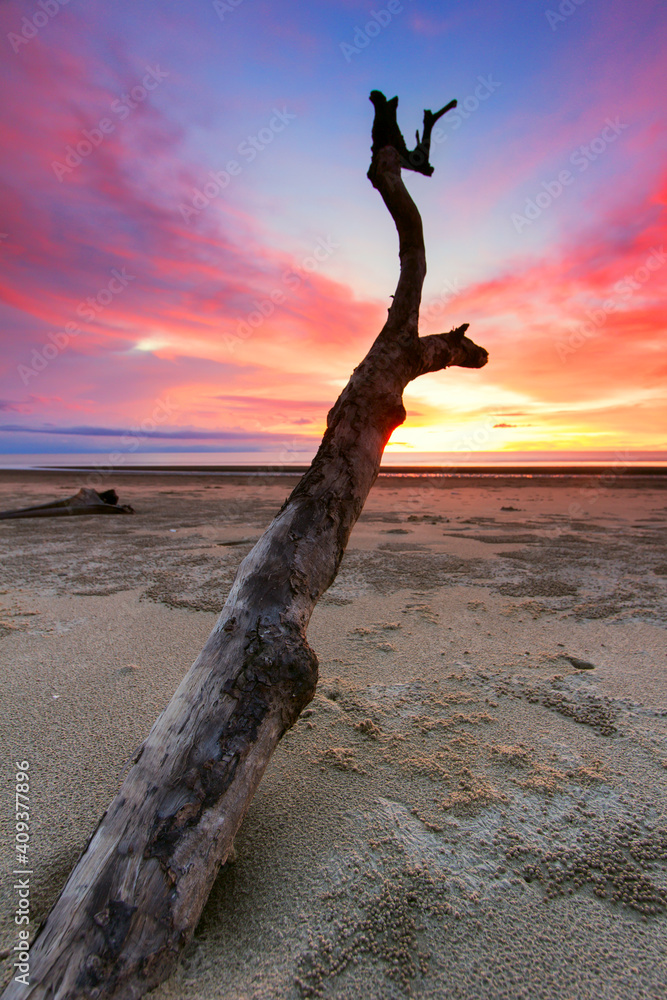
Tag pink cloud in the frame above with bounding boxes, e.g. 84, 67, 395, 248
418, 160, 666, 439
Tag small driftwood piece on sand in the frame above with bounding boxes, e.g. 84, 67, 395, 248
0, 488, 134, 520
1, 91, 487, 1000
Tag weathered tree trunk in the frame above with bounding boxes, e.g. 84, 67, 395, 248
0, 489, 134, 519
1, 93, 487, 1000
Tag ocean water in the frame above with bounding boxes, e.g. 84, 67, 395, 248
1, 451, 666, 476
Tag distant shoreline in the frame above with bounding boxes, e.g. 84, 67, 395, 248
1, 465, 666, 485
5, 463, 667, 476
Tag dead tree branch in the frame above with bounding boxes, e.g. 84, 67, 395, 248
0, 91, 487, 1000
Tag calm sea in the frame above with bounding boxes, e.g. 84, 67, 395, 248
1, 452, 666, 478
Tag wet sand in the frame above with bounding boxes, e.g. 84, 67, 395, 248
1, 470, 666, 999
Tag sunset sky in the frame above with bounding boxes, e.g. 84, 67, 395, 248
0, 0, 665, 460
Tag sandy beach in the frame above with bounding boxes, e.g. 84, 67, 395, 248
1, 469, 666, 1000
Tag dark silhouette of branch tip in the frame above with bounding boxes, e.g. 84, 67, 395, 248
368, 90, 457, 179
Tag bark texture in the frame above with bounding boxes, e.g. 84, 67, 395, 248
0, 93, 487, 1000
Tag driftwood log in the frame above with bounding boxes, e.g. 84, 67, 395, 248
0, 489, 134, 519
1, 91, 487, 1000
